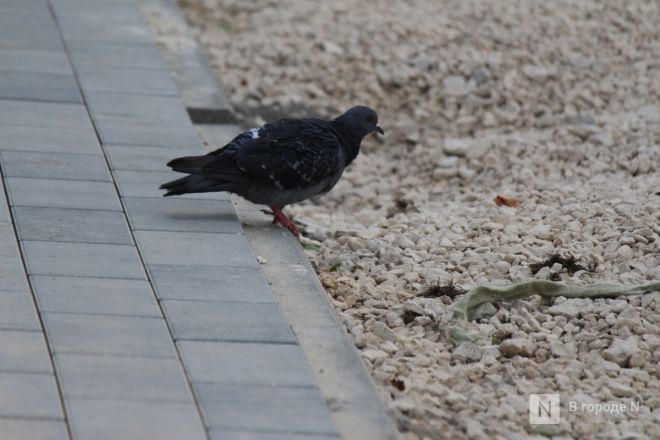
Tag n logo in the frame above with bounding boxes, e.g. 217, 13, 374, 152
529, 394, 560, 424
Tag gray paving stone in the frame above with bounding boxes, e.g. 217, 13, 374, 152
94, 112, 193, 135
197, 383, 336, 434
76, 65, 178, 96
55, 353, 192, 402
105, 169, 169, 199
0, 71, 81, 103
53, 1, 144, 22
0, 256, 30, 293
94, 121, 202, 148
50, 0, 139, 7
148, 264, 275, 302
144, 0, 234, 122
104, 144, 193, 171
50, 0, 136, 3
0, 290, 40, 331
0, 187, 9, 222
43, 313, 175, 357
0, 372, 63, 419
0, 100, 93, 130
0, 125, 102, 155
0, 16, 63, 51
0, 1, 51, 17
0, 48, 73, 75
67, 399, 206, 440
6, 177, 122, 211
114, 169, 228, 200
22, 241, 146, 279
55, 20, 152, 46
195, 124, 242, 148
0, 330, 52, 373
0, 9, 51, 27
32, 275, 160, 317
135, 230, 256, 268
67, 41, 165, 70
85, 92, 191, 127
179, 341, 316, 386
0, 150, 111, 181
123, 197, 240, 233
210, 432, 339, 440
0, 0, 50, 10
163, 300, 296, 344
0, 419, 68, 440
13, 206, 132, 244
0, 18, 52, 42
52, 1, 143, 19
0, 222, 20, 257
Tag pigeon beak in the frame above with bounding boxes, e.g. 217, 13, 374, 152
375, 126, 385, 135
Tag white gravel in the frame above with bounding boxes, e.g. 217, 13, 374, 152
179, 1, 659, 439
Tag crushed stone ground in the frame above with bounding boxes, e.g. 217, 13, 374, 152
176, 1, 659, 439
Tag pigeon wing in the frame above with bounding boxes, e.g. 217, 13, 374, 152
204, 119, 344, 191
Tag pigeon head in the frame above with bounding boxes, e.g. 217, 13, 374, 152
334, 106, 384, 141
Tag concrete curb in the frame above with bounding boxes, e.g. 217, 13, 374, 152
138, 1, 401, 439
139, 0, 235, 124
231, 198, 402, 440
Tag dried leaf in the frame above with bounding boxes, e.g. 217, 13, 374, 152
494, 195, 522, 207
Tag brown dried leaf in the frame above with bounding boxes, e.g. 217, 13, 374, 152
494, 195, 522, 207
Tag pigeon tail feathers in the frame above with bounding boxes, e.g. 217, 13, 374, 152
166, 155, 215, 174
160, 174, 224, 197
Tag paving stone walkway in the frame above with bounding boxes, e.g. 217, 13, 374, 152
0, 0, 339, 439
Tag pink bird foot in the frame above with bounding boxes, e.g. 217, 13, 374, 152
270, 207, 301, 237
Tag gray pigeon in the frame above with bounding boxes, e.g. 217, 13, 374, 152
160, 106, 383, 236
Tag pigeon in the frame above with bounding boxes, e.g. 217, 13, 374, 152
160, 105, 383, 236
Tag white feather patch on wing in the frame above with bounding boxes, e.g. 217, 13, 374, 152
249, 128, 260, 139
